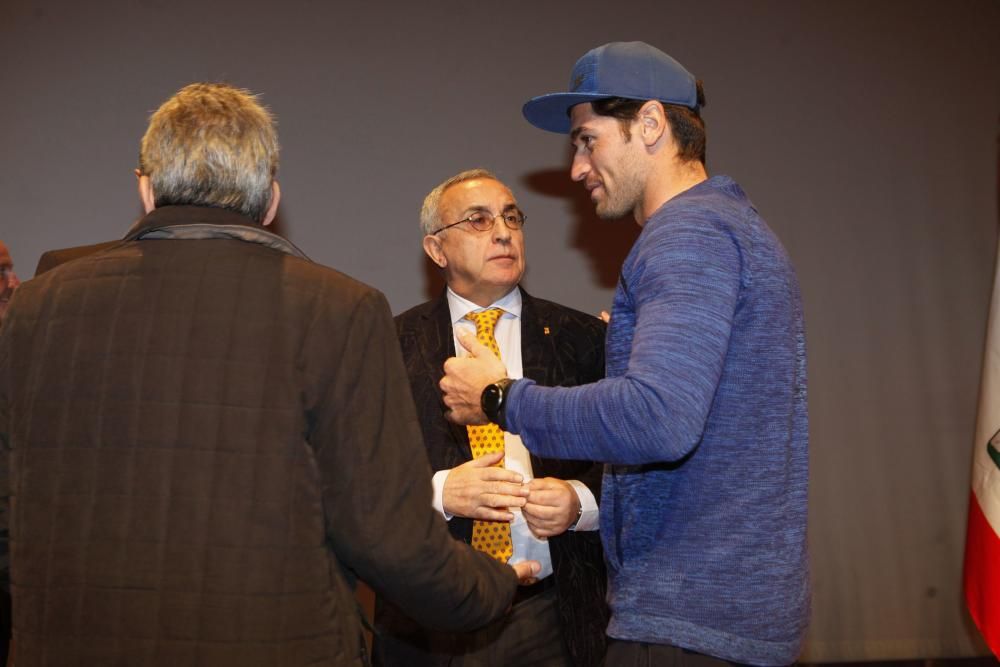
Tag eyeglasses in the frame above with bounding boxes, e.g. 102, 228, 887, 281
433, 209, 527, 235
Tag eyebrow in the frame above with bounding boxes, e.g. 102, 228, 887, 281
570, 126, 586, 141
462, 204, 520, 215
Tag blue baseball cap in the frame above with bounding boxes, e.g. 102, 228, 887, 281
522, 41, 698, 134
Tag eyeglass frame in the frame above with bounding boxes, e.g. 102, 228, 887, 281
431, 207, 527, 235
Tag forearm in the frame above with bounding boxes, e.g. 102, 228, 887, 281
507, 373, 708, 465
507, 214, 740, 465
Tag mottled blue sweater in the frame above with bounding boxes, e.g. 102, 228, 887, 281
507, 176, 809, 665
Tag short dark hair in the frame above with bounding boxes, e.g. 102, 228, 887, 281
591, 81, 707, 164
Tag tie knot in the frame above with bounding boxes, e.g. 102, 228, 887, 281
465, 308, 504, 335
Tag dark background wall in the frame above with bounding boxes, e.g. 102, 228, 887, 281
2, 0, 998, 659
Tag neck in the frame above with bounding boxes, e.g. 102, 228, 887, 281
635, 160, 708, 226
450, 284, 517, 309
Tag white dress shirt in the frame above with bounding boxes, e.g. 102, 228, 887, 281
430, 287, 599, 580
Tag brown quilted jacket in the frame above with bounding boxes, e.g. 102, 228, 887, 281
0, 206, 516, 666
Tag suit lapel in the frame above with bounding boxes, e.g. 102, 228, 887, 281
520, 289, 556, 386
420, 293, 454, 380
422, 291, 474, 460
519, 290, 566, 477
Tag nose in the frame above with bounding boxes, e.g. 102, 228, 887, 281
9, 271, 20, 289
571, 151, 590, 182
492, 217, 512, 243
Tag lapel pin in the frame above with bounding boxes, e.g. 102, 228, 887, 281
543, 326, 551, 335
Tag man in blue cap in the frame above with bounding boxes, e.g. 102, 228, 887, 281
440, 42, 810, 666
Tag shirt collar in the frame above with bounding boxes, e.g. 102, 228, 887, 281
446, 286, 522, 325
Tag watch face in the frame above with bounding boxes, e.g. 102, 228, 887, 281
482, 384, 501, 415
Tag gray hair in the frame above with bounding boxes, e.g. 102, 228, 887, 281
139, 83, 279, 223
420, 168, 499, 235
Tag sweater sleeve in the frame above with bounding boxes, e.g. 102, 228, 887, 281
507, 212, 741, 465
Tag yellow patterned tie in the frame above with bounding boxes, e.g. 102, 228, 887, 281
464, 308, 513, 563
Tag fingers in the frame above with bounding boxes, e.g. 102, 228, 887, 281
476, 470, 526, 488
468, 450, 513, 473
522, 504, 564, 537
439, 349, 509, 427
523, 488, 561, 507
471, 450, 505, 466
522, 501, 560, 522
462, 454, 525, 485
524, 478, 570, 506
522, 477, 579, 537
443, 405, 487, 426
599, 310, 611, 323
486, 479, 529, 497
439, 357, 489, 425
472, 507, 517, 522
442, 459, 529, 518
465, 483, 529, 516
510, 560, 541, 585
522, 515, 559, 537
482, 490, 527, 508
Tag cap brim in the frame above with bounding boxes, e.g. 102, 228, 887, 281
522, 92, 613, 134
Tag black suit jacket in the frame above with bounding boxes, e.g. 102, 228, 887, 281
375, 288, 609, 667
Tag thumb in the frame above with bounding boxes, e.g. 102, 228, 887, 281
457, 329, 492, 358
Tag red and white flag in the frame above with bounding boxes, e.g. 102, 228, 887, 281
964, 240, 1000, 658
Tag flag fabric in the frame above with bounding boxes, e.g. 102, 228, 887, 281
964, 240, 1000, 658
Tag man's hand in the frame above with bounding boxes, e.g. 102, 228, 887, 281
522, 477, 581, 538
443, 451, 529, 521
510, 560, 541, 586
441, 330, 508, 425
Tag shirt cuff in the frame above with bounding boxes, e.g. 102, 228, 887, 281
566, 479, 599, 531
431, 469, 454, 521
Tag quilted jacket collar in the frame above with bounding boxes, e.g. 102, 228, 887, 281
123, 205, 310, 260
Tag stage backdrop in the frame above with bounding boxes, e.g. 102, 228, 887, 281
2, 0, 999, 660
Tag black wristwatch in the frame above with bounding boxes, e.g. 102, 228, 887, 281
481, 378, 515, 428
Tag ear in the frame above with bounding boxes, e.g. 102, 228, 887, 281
638, 100, 668, 148
136, 171, 156, 213
422, 234, 448, 269
262, 181, 281, 226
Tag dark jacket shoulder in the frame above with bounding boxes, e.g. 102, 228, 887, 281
34, 240, 122, 276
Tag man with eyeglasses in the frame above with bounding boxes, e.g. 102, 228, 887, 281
0, 241, 20, 326
374, 169, 608, 667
